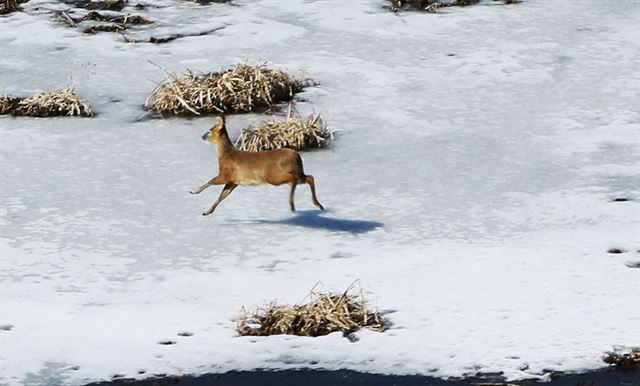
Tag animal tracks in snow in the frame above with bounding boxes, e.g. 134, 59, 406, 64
157, 331, 195, 345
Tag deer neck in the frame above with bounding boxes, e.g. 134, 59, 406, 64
214, 129, 236, 160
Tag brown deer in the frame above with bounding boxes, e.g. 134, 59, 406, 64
190, 116, 324, 216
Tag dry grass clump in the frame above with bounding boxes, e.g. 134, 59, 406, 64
390, 0, 476, 12
83, 23, 126, 33
83, 11, 150, 25
145, 64, 310, 116
62, 0, 125, 11
187, 0, 233, 3
237, 282, 387, 338
236, 111, 332, 152
390, 0, 518, 12
83, 11, 151, 33
603, 347, 640, 371
56, 10, 151, 34
1, 0, 28, 14
0, 95, 22, 115
11, 87, 93, 117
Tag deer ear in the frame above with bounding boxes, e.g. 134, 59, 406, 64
214, 116, 225, 129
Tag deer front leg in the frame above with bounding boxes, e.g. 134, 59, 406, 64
203, 183, 237, 216
190, 175, 226, 194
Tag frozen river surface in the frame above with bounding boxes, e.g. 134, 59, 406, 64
1, 0, 639, 384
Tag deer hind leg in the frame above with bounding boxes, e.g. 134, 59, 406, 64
289, 182, 297, 212
305, 175, 324, 211
190, 175, 226, 195
203, 182, 237, 216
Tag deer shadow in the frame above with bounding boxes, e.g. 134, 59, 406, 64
237, 210, 383, 235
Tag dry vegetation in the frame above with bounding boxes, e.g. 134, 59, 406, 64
0, 95, 21, 115
145, 64, 310, 116
237, 282, 387, 338
62, 0, 125, 11
187, 0, 233, 4
55, 7, 219, 42
50, 0, 230, 40
1, 0, 28, 14
390, 0, 518, 12
83, 11, 150, 33
603, 347, 640, 371
236, 110, 332, 152
1, 87, 93, 117
56, 9, 151, 34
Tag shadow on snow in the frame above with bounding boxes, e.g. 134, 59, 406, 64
232, 210, 383, 235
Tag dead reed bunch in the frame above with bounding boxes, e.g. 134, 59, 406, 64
603, 347, 640, 371
390, 0, 518, 12
10, 87, 93, 117
237, 282, 387, 338
0, 0, 27, 14
0, 95, 22, 115
236, 111, 332, 152
145, 64, 310, 116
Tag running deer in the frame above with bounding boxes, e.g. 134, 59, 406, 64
190, 116, 324, 216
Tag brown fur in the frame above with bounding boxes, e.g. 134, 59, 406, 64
191, 116, 324, 215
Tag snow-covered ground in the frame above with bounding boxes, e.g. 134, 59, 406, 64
1, 0, 639, 384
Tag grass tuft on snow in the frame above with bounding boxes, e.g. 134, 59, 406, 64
1, 87, 93, 117
145, 63, 312, 117
56, 10, 151, 34
235, 108, 332, 152
237, 282, 387, 338
0, 95, 22, 115
603, 347, 640, 371
389, 0, 519, 13
0, 0, 28, 14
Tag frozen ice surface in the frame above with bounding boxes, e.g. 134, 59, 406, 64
1, 0, 639, 384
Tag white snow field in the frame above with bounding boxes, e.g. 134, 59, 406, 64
1, 0, 639, 384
